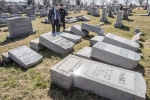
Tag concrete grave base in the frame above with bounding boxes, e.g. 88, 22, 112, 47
30, 38, 45, 51
114, 22, 123, 28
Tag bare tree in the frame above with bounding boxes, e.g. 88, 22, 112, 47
137, 0, 145, 6
123, 0, 132, 8
100, 0, 107, 7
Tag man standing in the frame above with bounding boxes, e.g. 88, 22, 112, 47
59, 4, 67, 30
48, 4, 61, 33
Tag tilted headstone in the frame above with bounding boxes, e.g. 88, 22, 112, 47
103, 33, 140, 51
114, 11, 123, 28
74, 58, 146, 100
100, 7, 108, 22
91, 42, 141, 69
81, 23, 105, 36
7, 17, 36, 39
90, 36, 104, 46
8, 45, 43, 68
82, 16, 90, 21
75, 46, 92, 59
63, 27, 71, 33
50, 55, 85, 89
39, 32, 74, 54
30, 38, 45, 51
71, 25, 89, 37
131, 34, 141, 43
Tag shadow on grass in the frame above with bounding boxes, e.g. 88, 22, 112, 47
127, 19, 134, 22
128, 14, 133, 16
48, 83, 109, 100
109, 16, 116, 18
104, 21, 111, 25
133, 63, 145, 76
146, 94, 150, 100
83, 34, 94, 40
140, 38, 145, 42
139, 43, 144, 49
119, 25, 130, 31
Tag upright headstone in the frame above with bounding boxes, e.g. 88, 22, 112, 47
123, 8, 128, 20
91, 42, 141, 69
74, 58, 146, 100
108, 6, 113, 17
93, 7, 100, 17
40, 8, 47, 17
114, 11, 123, 28
26, 8, 35, 16
8, 45, 43, 68
39, 32, 74, 54
7, 17, 36, 39
100, 7, 108, 22
103, 33, 140, 51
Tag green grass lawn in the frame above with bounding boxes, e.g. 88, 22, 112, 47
0, 8, 150, 100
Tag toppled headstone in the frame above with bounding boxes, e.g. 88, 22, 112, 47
7, 17, 36, 39
82, 16, 90, 21
30, 38, 45, 51
57, 32, 82, 44
90, 36, 104, 46
63, 28, 71, 33
8, 45, 43, 68
2, 52, 12, 63
81, 23, 105, 36
96, 22, 105, 27
39, 32, 74, 54
91, 42, 141, 69
131, 34, 141, 43
65, 18, 78, 24
75, 46, 92, 59
71, 25, 89, 37
103, 33, 140, 51
134, 28, 140, 34
50, 55, 85, 89
74, 59, 146, 100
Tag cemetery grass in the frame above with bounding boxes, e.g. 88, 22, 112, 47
0, 8, 150, 100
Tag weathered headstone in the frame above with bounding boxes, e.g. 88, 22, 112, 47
93, 7, 100, 17
8, 45, 43, 68
108, 6, 113, 17
100, 7, 108, 22
131, 34, 141, 43
40, 8, 47, 17
0, 13, 10, 24
91, 42, 141, 69
114, 11, 123, 28
2, 52, 12, 63
39, 32, 74, 54
30, 38, 45, 51
74, 59, 146, 100
90, 36, 104, 46
75, 46, 92, 59
82, 16, 90, 21
50, 55, 85, 89
26, 8, 35, 16
123, 8, 128, 20
103, 33, 140, 51
7, 17, 36, 39
65, 18, 78, 23
71, 25, 89, 37
81, 23, 105, 36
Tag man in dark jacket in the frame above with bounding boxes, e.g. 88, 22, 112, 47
59, 4, 67, 29
48, 4, 61, 33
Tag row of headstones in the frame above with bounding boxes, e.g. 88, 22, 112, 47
49, 25, 146, 100
139, 6, 150, 16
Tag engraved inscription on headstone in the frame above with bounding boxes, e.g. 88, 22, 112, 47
104, 44, 120, 55
85, 63, 135, 91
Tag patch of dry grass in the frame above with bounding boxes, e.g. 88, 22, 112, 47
0, 8, 150, 100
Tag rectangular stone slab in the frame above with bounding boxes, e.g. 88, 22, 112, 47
75, 46, 92, 59
90, 36, 104, 46
50, 55, 85, 89
91, 42, 141, 69
103, 33, 140, 51
57, 32, 82, 44
39, 32, 74, 54
71, 25, 89, 37
30, 38, 45, 51
74, 59, 146, 100
8, 45, 43, 68
81, 23, 104, 35
63, 28, 71, 33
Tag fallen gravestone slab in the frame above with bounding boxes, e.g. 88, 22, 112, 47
75, 46, 92, 59
81, 23, 105, 36
63, 28, 71, 33
30, 38, 45, 51
8, 45, 43, 68
66, 18, 78, 24
131, 34, 141, 43
91, 42, 141, 69
90, 36, 104, 46
7, 17, 36, 39
74, 59, 146, 100
50, 55, 85, 89
39, 32, 74, 54
82, 16, 90, 21
103, 33, 140, 51
2, 52, 12, 63
57, 32, 82, 44
96, 22, 105, 27
71, 25, 89, 37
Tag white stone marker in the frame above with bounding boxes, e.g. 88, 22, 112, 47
90, 36, 104, 46
91, 42, 141, 69
50, 55, 85, 89
103, 33, 140, 51
114, 11, 123, 28
100, 7, 108, 22
30, 38, 45, 51
57, 32, 82, 44
8, 45, 43, 68
131, 33, 141, 43
39, 32, 74, 54
74, 59, 146, 100
75, 46, 92, 59
71, 25, 89, 37
81, 23, 105, 36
